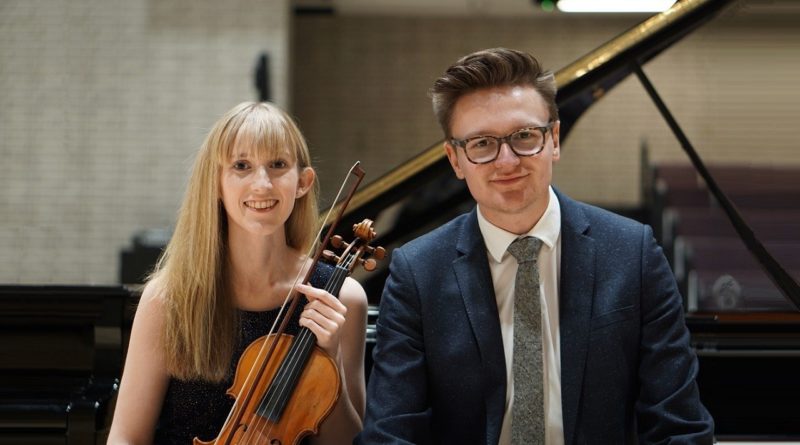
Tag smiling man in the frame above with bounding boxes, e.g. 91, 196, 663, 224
357, 48, 713, 445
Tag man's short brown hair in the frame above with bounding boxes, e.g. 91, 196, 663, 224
429, 48, 558, 137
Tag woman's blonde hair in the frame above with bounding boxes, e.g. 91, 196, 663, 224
152, 101, 319, 381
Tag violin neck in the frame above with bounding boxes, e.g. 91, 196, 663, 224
255, 264, 349, 421
320, 263, 349, 303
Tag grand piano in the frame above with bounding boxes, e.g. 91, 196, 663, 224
1, 0, 798, 442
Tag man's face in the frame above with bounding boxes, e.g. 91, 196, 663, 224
444, 85, 560, 234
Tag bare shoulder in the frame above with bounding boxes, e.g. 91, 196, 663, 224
108, 276, 170, 443
122, 274, 170, 384
134, 275, 169, 323
340, 277, 367, 313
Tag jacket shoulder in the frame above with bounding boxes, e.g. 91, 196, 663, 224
394, 212, 472, 261
560, 191, 648, 241
580, 201, 643, 231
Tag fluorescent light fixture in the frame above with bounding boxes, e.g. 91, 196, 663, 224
556, 0, 677, 13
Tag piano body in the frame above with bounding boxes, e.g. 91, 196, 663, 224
2, 0, 798, 441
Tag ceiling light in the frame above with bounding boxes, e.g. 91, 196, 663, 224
556, 0, 677, 13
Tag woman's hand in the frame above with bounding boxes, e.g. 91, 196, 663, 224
295, 282, 348, 358
303, 276, 368, 444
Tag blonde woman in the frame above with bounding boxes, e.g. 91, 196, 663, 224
108, 102, 367, 444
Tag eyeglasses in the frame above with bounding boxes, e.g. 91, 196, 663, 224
449, 123, 554, 164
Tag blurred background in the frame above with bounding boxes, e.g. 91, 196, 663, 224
1, 0, 798, 286
3, 1, 800, 442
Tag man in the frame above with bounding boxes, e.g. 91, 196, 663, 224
356, 48, 713, 444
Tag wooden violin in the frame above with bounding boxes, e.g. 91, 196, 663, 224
196, 164, 384, 445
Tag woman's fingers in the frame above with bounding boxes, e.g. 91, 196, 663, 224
296, 283, 347, 312
296, 283, 347, 355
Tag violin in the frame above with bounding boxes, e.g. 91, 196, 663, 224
196, 163, 384, 445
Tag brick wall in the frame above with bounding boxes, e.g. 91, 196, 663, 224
0, 0, 291, 284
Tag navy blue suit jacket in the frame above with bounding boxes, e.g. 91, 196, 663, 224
356, 190, 713, 445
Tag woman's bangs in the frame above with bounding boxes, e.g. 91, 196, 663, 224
225, 111, 297, 163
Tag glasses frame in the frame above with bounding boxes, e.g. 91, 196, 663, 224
449, 122, 555, 164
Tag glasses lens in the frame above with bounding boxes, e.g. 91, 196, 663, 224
461, 127, 548, 163
465, 137, 499, 163
510, 128, 545, 155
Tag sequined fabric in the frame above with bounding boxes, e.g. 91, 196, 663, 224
153, 263, 333, 445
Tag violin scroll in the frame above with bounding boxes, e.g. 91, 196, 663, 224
322, 219, 386, 272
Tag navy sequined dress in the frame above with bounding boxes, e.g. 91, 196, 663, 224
153, 263, 334, 445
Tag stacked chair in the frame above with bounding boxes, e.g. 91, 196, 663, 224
647, 162, 800, 312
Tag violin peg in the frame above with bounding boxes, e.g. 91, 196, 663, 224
373, 246, 386, 260
362, 258, 377, 272
331, 235, 345, 248
321, 249, 339, 263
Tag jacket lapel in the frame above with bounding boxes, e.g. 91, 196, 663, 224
555, 190, 595, 445
452, 209, 507, 445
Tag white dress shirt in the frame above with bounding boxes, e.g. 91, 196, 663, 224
477, 186, 564, 445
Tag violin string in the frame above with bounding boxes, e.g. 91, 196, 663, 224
253, 257, 354, 442
235, 170, 355, 444
267, 263, 349, 414
254, 262, 352, 442
251, 266, 347, 443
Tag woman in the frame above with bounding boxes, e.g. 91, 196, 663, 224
108, 102, 367, 444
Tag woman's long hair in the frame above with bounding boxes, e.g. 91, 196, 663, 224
151, 102, 319, 381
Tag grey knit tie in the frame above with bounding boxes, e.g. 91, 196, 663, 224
508, 236, 545, 445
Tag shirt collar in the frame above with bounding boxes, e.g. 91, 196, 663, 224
477, 186, 561, 263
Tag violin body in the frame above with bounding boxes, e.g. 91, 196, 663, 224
197, 200, 384, 445
194, 333, 340, 445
